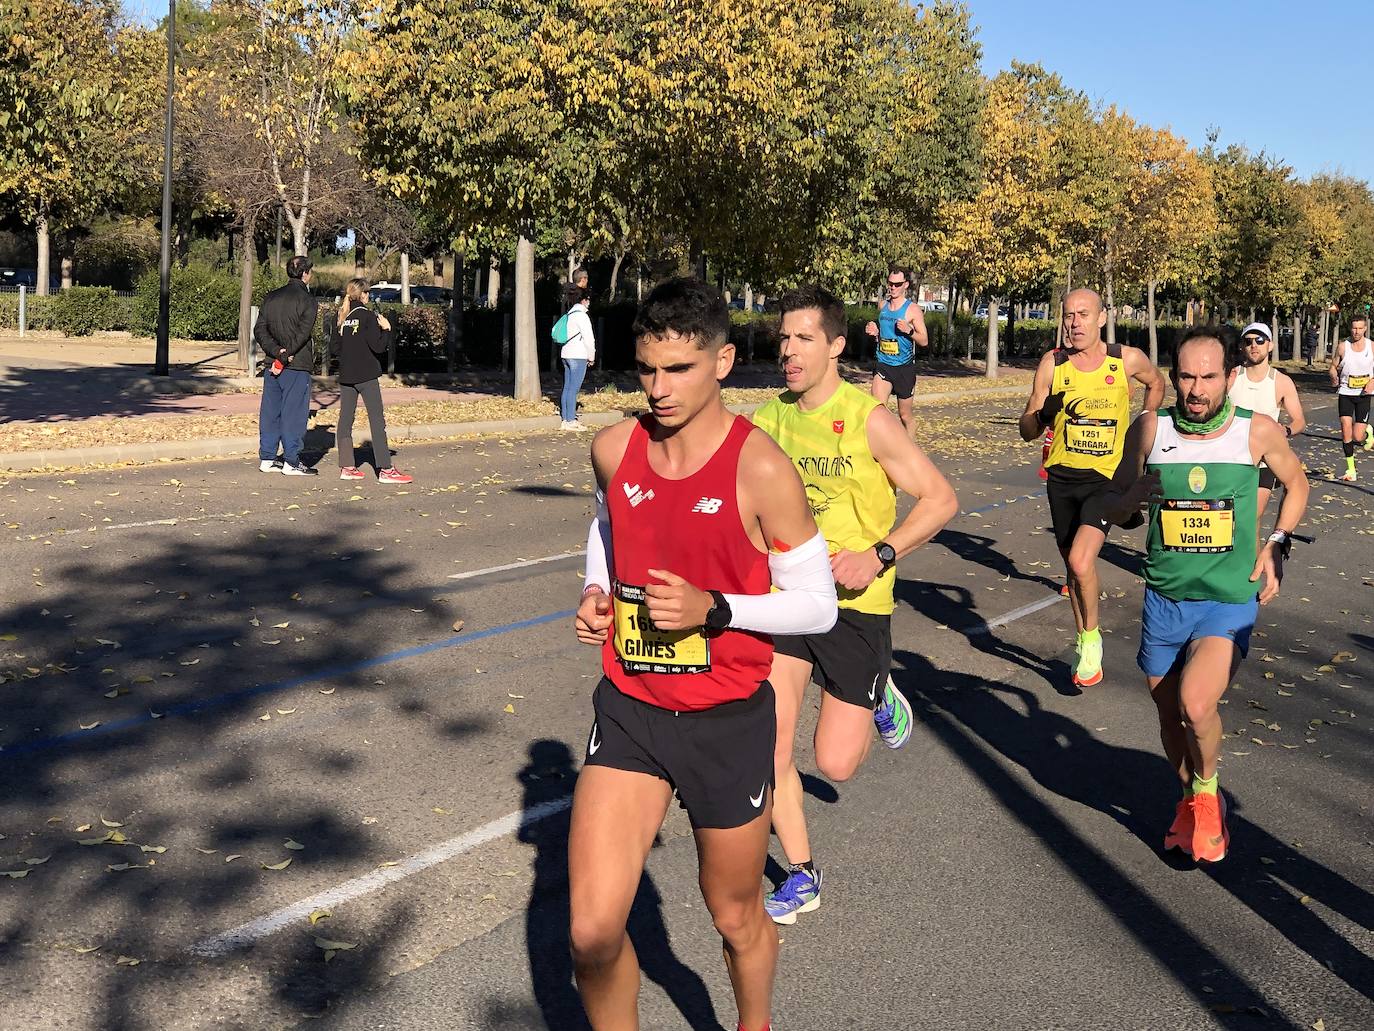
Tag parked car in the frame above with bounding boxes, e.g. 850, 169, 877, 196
727, 297, 766, 313
0, 267, 60, 292
1027, 309, 1048, 320
409, 285, 453, 305
974, 306, 1008, 322
368, 285, 402, 303
918, 300, 947, 313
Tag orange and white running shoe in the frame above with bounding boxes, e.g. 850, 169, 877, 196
1190, 790, 1229, 863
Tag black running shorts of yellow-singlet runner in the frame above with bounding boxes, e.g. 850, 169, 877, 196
582, 678, 776, 830
772, 609, 893, 710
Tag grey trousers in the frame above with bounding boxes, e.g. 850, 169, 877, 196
337, 378, 391, 470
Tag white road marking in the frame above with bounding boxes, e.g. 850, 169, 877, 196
447, 550, 585, 581
12, 511, 244, 542
966, 594, 1064, 635
189, 796, 573, 957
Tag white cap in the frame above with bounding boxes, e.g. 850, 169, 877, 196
1241, 322, 1272, 341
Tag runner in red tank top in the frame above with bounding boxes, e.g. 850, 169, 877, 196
570, 278, 837, 1031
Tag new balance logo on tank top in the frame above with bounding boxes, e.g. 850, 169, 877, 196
753, 381, 896, 615
1144, 409, 1260, 604
1045, 343, 1131, 476
602, 416, 773, 711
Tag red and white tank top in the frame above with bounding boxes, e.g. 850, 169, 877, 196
602, 415, 773, 711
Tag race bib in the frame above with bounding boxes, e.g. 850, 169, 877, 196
1159, 499, 1234, 553
612, 581, 711, 675
1064, 417, 1118, 457
1349, 375, 1370, 389
879, 338, 900, 356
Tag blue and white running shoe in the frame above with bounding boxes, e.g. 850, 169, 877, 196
764, 867, 822, 925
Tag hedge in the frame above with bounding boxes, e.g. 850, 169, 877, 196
132, 265, 242, 340
0, 288, 131, 335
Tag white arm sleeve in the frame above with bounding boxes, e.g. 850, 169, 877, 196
584, 490, 612, 594
723, 532, 837, 636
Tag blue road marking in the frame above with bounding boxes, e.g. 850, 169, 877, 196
1, 609, 576, 760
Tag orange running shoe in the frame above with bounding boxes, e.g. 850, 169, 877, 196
1190, 790, 1229, 863
1163, 797, 1193, 853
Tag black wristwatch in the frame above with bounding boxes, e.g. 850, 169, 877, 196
704, 590, 732, 632
874, 542, 897, 572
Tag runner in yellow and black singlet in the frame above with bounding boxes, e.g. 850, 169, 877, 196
1019, 289, 1164, 688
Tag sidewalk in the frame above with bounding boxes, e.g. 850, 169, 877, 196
0, 333, 1035, 472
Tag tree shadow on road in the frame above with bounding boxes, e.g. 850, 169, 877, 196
0, 363, 245, 423
0, 522, 475, 1029
894, 646, 1374, 1017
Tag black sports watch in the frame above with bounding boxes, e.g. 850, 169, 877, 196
704, 590, 732, 632
874, 542, 897, 572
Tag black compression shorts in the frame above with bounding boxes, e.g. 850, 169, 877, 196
772, 608, 893, 710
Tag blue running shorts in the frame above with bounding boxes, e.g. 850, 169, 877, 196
1137, 587, 1259, 678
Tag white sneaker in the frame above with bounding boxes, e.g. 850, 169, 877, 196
560, 420, 579, 431
260, 460, 282, 473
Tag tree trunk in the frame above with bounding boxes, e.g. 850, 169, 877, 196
1147, 278, 1159, 366
354, 234, 366, 276
237, 231, 254, 374
400, 251, 411, 305
1005, 301, 1016, 356
36, 210, 51, 296
609, 249, 625, 300
228, 233, 235, 265
487, 253, 501, 308
60, 253, 74, 290
567, 247, 578, 281
447, 252, 464, 373
514, 232, 541, 401
255, 231, 269, 265
1319, 309, 1329, 364
985, 297, 1000, 379
288, 213, 307, 257
689, 238, 705, 280
744, 283, 754, 314
433, 254, 445, 289
1104, 247, 1117, 346
1291, 311, 1301, 363
473, 260, 482, 303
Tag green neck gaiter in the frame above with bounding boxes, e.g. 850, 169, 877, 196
1172, 398, 1234, 435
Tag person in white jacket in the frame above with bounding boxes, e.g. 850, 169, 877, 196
560, 289, 596, 430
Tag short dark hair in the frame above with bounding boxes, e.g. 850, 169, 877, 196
632, 277, 729, 350
286, 255, 313, 280
887, 265, 910, 284
1172, 323, 1239, 378
779, 284, 847, 344
1353, 314, 1369, 326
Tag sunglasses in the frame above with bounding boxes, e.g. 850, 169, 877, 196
1243, 336, 1269, 346
888, 280, 907, 287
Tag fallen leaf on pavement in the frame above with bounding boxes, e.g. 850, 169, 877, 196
309, 909, 331, 926
3, 870, 29, 878
284, 839, 304, 850
224, 854, 242, 862
263, 859, 292, 871
451, 619, 465, 633
114, 955, 140, 966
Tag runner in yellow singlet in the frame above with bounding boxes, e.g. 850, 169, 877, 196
753, 284, 957, 924
1019, 289, 1164, 688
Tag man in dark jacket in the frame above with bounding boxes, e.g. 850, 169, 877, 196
255, 255, 320, 475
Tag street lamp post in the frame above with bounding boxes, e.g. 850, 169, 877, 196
153, 0, 176, 377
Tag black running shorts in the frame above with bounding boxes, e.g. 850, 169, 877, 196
1337, 394, 1371, 421
1045, 468, 1114, 551
772, 608, 893, 711
875, 361, 918, 400
1258, 466, 1278, 491
583, 678, 776, 830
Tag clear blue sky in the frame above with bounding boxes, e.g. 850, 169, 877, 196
969, 0, 1370, 184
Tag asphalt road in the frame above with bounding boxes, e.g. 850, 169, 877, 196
0, 392, 1370, 1031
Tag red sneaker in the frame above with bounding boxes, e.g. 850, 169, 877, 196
1190, 790, 1229, 863
1163, 797, 1193, 854
378, 467, 413, 484
339, 466, 365, 480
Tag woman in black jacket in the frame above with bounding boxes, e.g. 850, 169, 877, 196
331, 278, 413, 483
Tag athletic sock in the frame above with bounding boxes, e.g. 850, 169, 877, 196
789, 860, 815, 877
1081, 626, 1101, 645
1344, 441, 1355, 459
1191, 772, 1218, 796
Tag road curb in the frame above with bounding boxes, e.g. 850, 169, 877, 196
0, 382, 1025, 473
